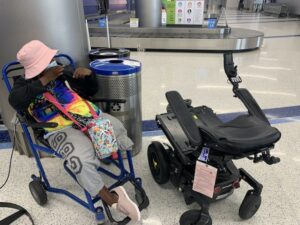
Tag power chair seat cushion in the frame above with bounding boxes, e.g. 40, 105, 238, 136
194, 106, 281, 154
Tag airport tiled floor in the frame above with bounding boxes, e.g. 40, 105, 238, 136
1, 10, 300, 225
0, 122, 300, 225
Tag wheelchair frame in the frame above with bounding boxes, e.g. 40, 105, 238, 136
2, 54, 149, 224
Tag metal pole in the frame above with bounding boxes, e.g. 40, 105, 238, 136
222, 7, 229, 27
105, 15, 111, 48
85, 19, 91, 52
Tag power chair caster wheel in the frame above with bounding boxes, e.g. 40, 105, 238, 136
239, 190, 262, 220
180, 210, 212, 225
29, 180, 47, 206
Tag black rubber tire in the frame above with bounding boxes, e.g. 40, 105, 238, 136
29, 180, 47, 206
239, 190, 262, 220
180, 210, 212, 225
147, 141, 170, 184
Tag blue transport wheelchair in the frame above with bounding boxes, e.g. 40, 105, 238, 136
2, 54, 149, 225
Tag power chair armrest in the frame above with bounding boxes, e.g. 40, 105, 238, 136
234, 88, 270, 124
165, 91, 202, 147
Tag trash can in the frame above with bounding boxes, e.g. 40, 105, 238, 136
89, 48, 130, 61
90, 59, 142, 156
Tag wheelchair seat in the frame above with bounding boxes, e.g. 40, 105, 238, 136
194, 106, 281, 154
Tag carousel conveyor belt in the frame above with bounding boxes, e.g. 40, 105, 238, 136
89, 25, 264, 52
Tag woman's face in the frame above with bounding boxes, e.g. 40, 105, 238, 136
33, 58, 57, 80
46, 59, 58, 69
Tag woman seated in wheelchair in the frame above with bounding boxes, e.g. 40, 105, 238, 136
8, 40, 141, 222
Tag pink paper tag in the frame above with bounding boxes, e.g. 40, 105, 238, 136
192, 161, 217, 198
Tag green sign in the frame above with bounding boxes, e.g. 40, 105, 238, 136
166, 0, 176, 24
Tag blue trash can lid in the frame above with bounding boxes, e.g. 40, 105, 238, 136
90, 59, 141, 76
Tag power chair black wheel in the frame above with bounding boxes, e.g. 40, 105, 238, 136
180, 210, 212, 225
29, 180, 47, 206
147, 141, 170, 184
239, 190, 262, 219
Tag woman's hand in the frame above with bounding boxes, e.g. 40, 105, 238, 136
73, 67, 92, 79
39, 66, 64, 86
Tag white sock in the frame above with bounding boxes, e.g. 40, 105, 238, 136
111, 203, 118, 209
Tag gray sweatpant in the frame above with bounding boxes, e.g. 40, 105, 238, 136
46, 113, 133, 197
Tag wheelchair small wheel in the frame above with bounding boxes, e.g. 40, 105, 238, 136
147, 141, 170, 184
239, 190, 262, 220
95, 207, 106, 224
179, 210, 212, 225
29, 180, 47, 206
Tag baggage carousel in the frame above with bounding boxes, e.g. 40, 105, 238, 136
89, 25, 264, 52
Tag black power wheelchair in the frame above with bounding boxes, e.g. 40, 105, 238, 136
147, 53, 281, 225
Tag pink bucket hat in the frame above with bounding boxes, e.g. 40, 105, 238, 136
17, 40, 58, 79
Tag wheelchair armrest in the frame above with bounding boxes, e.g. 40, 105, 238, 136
165, 91, 202, 147
27, 122, 58, 129
90, 97, 126, 104
235, 88, 270, 124
17, 114, 58, 128
166, 99, 192, 113
90, 98, 126, 113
